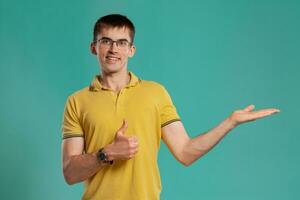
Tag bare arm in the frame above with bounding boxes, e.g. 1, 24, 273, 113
62, 137, 107, 185
61, 120, 138, 185
162, 105, 280, 166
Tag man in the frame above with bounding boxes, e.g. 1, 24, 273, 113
61, 14, 280, 200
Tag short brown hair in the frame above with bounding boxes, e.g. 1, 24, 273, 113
93, 14, 135, 43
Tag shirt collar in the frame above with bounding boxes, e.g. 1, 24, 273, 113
89, 71, 140, 91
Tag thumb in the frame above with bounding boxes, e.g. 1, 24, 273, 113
244, 104, 255, 112
116, 119, 128, 136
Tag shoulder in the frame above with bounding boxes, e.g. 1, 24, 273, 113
66, 86, 91, 102
139, 79, 167, 92
137, 80, 174, 104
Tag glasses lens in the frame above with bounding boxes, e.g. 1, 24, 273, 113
100, 38, 111, 46
98, 38, 131, 50
117, 40, 129, 48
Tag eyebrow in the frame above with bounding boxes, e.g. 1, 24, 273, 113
100, 37, 129, 42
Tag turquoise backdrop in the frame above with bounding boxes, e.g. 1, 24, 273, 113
1, 0, 299, 199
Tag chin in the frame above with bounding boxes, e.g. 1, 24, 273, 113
102, 65, 124, 74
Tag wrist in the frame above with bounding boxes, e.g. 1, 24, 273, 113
225, 116, 238, 130
103, 144, 114, 161
97, 147, 114, 165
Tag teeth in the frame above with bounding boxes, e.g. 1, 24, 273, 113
106, 56, 119, 61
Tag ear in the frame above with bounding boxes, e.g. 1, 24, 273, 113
90, 42, 97, 55
128, 45, 136, 58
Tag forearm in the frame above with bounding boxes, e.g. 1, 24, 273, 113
182, 117, 236, 166
63, 151, 106, 185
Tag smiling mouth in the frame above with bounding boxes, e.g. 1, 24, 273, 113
106, 56, 120, 62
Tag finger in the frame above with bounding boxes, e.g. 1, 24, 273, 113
132, 148, 138, 155
133, 146, 139, 152
128, 150, 137, 159
116, 131, 126, 139
264, 108, 280, 113
130, 136, 138, 142
251, 109, 279, 119
128, 154, 135, 159
257, 109, 280, 115
244, 104, 255, 112
117, 119, 128, 134
129, 141, 138, 148
131, 147, 139, 155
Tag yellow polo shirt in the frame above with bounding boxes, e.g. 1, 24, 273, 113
62, 71, 180, 200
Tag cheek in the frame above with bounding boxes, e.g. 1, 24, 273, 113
98, 51, 106, 60
120, 52, 130, 60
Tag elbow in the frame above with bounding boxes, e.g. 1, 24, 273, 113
178, 142, 194, 167
177, 155, 194, 167
63, 164, 80, 185
62, 157, 80, 185
179, 155, 205, 167
64, 172, 81, 185
184, 160, 194, 167
179, 158, 193, 167
178, 149, 206, 167
63, 170, 76, 185
64, 177, 74, 186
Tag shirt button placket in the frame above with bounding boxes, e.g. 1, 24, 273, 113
115, 89, 124, 117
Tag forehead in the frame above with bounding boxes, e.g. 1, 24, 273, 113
98, 27, 131, 41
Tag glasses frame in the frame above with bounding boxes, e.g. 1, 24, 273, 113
95, 37, 133, 50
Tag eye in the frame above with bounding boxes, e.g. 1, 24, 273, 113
118, 40, 129, 47
101, 38, 111, 45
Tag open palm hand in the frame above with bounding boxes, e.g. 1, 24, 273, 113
229, 105, 280, 126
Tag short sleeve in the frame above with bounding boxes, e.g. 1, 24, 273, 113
61, 95, 84, 139
159, 86, 181, 127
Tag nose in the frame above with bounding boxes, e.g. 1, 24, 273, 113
109, 41, 118, 52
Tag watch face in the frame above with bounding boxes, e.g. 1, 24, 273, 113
99, 152, 106, 160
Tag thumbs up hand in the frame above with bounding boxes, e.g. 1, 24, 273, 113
104, 119, 139, 161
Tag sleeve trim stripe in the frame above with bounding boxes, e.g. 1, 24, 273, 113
62, 133, 84, 140
161, 118, 181, 128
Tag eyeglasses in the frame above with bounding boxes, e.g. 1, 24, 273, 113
96, 37, 132, 50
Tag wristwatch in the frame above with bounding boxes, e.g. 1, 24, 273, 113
97, 148, 113, 165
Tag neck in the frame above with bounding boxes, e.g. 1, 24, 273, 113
100, 69, 131, 92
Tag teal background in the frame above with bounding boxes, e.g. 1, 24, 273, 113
1, 0, 299, 199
